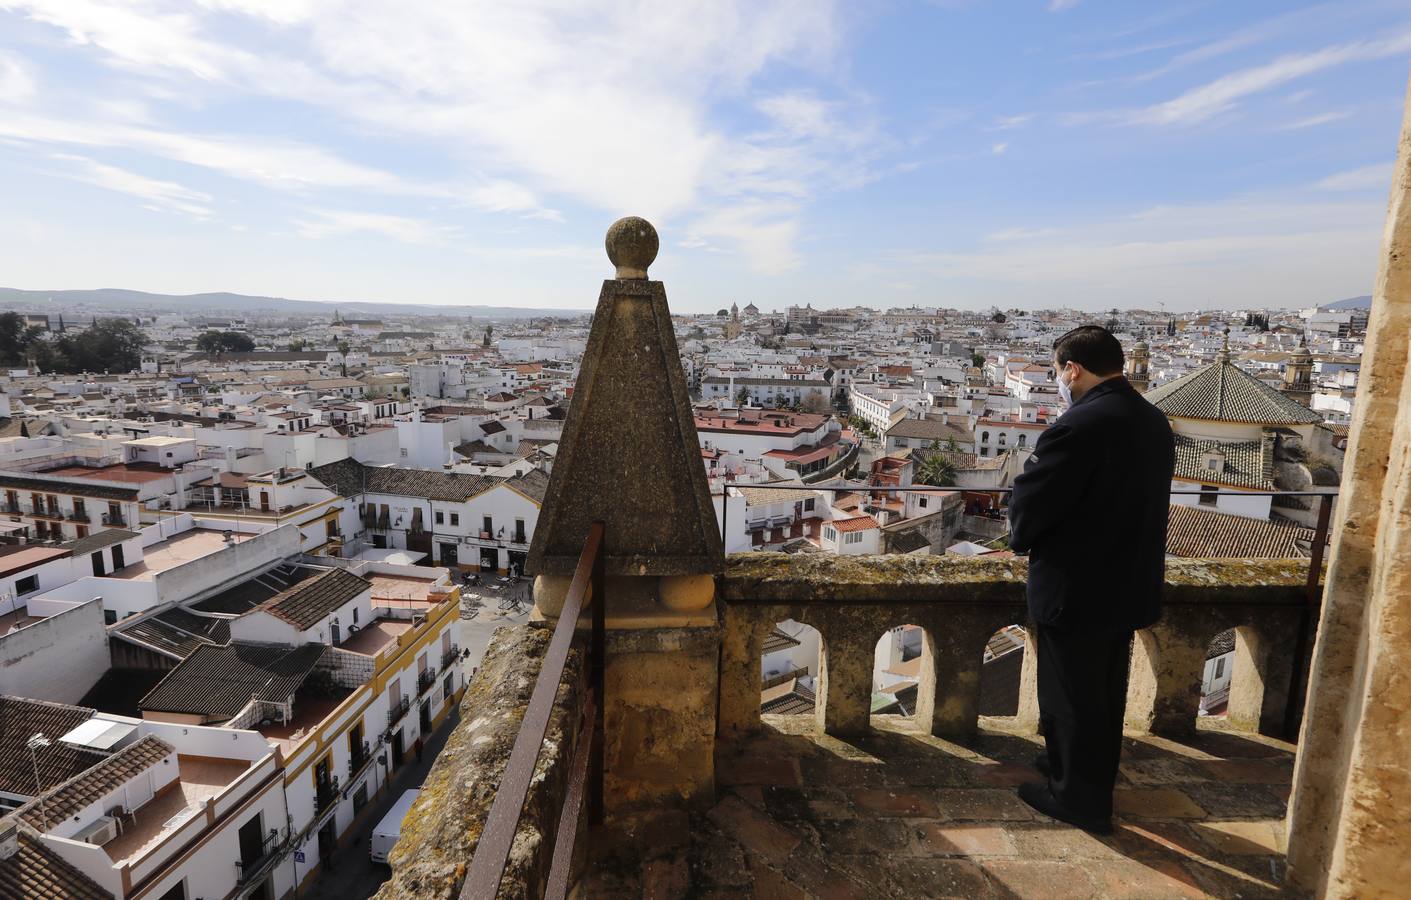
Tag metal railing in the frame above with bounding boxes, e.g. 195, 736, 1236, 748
461, 521, 604, 900
313, 776, 339, 815
442, 645, 460, 670
349, 740, 371, 778
386, 695, 411, 728
235, 827, 290, 885
417, 667, 438, 696
723, 482, 1338, 740
102, 512, 126, 526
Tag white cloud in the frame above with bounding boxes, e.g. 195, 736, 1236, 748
0, 0, 860, 268
1314, 163, 1392, 192
0, 51, 36, 102
1280, 111, 1351, 129
47, 152, 212, 217
991, 142, 1009, 155
885, 192, 1385, 307
1048, 0, 1079, 12
684, 202, 803, 274
990, 113, 1033, 130
1130, 33, 1411, 125
293, 208, 451, 245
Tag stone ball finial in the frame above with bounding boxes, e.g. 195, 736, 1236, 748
606, 216, 659, 279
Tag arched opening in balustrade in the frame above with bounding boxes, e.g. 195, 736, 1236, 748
761, 619, 821, 717
978, 624, 1027, 719
1199, 628, 1236, 720
871, 623, 927, 720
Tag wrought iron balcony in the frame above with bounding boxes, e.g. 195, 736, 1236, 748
102, 511, 126, 526
417, 666, 438, 696
314, 776, 339, 815
387, 695, 411, 727
441, 644, 460, 670
234, 827, 290, 885
349, 740, 371, 778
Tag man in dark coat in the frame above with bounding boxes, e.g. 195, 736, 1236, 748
1008, 325, 1175, 833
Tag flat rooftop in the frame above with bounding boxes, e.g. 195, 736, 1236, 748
338, 618, 413, 657
369, 572, 440, 605
42, 462, 172, 484
110, 528, 254, 581
258, 687, 353, 753
102, 754, 249, 863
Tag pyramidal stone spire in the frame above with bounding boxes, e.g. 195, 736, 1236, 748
526, 217, 723, 577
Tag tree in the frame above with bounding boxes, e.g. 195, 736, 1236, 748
735, 387, 751, 407
800, 392, 829, 414
915, 452, 957, 487
991, 311, 1007, 324
288, 338, 308, 352
337, 340, 351, 377
196, 331, 254, 355
483, 325, 493, 348
970, 352, 985, 368
46, 319, 146, 374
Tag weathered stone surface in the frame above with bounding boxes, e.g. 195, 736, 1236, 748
375, 625, 582, 900
602, 625, 720, 810
1286, 78, 1411, 898
525, 233, 722, 578
719, 554, 1310, 745
588, 716, 1297, 897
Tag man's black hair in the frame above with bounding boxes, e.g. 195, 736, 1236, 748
1053, 325, 1124, 376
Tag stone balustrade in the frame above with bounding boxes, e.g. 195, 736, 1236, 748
718, 553, 1314, 744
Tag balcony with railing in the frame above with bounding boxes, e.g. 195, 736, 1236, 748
234, 826, 291, 886
369, 214, 1411, 899
441, 644, 460, 671
102, 511, 126, 526
386, 695, 411, 728
416, 666, 438, 696
314, 776, 339, 816
349, 740, 371, 778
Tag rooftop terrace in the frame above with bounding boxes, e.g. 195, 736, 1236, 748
109, 528, 253, 580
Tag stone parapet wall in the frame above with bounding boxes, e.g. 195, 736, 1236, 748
374, 624, 584, 900
718, 554, 1313, 744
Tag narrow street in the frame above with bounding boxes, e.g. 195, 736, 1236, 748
297, 705, 460, 900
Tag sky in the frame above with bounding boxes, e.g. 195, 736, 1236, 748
0, 1, 1407, 314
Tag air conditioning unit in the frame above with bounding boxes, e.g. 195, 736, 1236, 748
75, 815, 119, 846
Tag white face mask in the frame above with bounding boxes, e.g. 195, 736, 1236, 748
1057, 364, 1075, 406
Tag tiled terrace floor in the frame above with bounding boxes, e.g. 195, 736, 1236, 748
583, 715, 1297, 899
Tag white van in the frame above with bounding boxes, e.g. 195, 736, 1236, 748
370, 789, 421, 864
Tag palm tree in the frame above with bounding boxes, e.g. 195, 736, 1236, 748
915, 453, 957, 487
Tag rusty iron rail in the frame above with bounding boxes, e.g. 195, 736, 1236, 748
461, 521, 604, 900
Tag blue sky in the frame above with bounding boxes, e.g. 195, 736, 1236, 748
0, 1, 1406, 313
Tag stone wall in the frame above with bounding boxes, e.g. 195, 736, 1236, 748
374, 624, 584, 900
718, 554, 1311, 744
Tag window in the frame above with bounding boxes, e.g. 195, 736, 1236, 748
104, 609, 117, 626
400, 448, 408, 457
435, 511, 444, 525
1199, 486, 1219, 507
981, 431, 989, 443
824, 526, 837, 542
15, 574, 38, 595
482, 516, 493, 535
444, 674, 454, 701
919, 497, 928, 509
1206, 458, 1219, 470
450, 513, 459, 527
845, 531, 864, 545
353, 783, 369, 813
804, 498, 815, 511
998, 434, 1007, 446
352, 606, 359, 624
513, 518, 525, 542
1214, 657, 1226, 679
1018, 434, 1027, 448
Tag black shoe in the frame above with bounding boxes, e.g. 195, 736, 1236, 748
1033, 753, 1050, 778
1017, 782, 1113, 835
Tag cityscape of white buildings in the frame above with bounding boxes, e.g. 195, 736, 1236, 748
0, 296, 1361, 897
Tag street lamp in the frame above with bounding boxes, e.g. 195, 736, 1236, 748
26, 733, 50, 827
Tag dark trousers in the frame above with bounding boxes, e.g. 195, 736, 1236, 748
1036, 624, 1134, 819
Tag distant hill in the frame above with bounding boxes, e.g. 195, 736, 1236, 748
0, 287, 587, 319
1320, 295, 1372, 311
